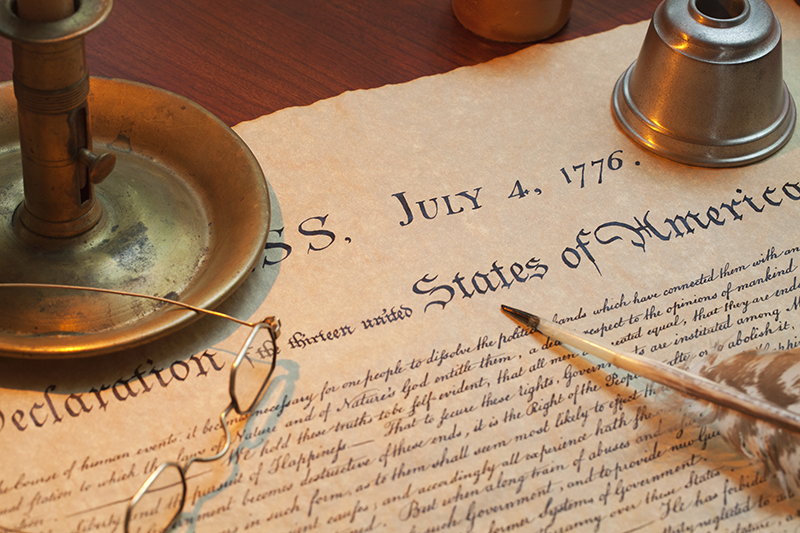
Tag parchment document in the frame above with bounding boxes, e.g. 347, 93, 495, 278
4, 1, 800, 531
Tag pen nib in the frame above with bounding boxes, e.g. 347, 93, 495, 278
500, 304, 541, 331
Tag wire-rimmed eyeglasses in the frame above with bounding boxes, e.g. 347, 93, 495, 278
124, 315, 280, 533
0, 283, 281, 533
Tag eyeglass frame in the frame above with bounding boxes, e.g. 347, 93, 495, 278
123, 316, 281, 533
0, 283, 282, 533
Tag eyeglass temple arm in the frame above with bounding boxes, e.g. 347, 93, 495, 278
0, 283, 260, 327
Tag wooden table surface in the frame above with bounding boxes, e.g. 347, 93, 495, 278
0, 0, 662, 127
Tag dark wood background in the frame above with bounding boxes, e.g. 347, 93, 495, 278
0, 0, 662, 127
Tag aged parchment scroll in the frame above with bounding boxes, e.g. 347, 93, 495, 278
3, 1, 800, 531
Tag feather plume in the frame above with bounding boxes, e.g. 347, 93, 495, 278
501, 304, 800, 496
688, 349, 800, 495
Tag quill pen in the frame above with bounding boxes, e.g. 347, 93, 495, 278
500, 305, 800, 436
501, 304, 800, 494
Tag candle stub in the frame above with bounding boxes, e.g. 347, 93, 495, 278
452, 0, 572, 43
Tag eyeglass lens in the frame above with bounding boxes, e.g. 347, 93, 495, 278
126, 319, 278, 533
126, 463, 185, 533
232, 320, 278, 414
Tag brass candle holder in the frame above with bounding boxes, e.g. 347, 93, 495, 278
0, 0, 271, 357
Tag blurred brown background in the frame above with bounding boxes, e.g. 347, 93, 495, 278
0, 0, 662, 126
